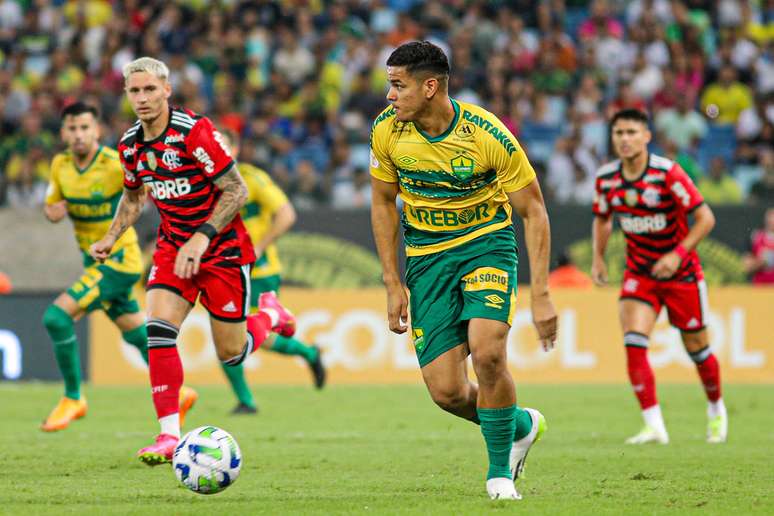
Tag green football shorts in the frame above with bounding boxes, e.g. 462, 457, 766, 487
67, 264, 141, 320
250, 274, 281, 309
405, 228, 518, 368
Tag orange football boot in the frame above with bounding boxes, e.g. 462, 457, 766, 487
178, 385, 198, 426
41, 396, 87, 432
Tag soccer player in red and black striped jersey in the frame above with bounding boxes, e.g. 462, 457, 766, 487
591, 109, 727, 445
90, 57, 296, 465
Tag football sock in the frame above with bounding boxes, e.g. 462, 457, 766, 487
159, 414, 181, 439
707, 398, 727, 420
222, 313, 274, 366
122, 324, 149, 364
513, 407, 534, 441
147, 319, 183, 435
477, 405, 517, 480
624, 332, 657, 409
271, 335, 318, 363
43, 304, 80, 400
689, 346, 722, 402
220, 362, 256, 408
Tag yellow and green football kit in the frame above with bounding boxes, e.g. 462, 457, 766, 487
239, 163, 289, 306
46, 146, 142, 319
370, 99, 536, 366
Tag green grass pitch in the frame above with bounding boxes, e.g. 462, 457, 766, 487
1, 383, 772, 514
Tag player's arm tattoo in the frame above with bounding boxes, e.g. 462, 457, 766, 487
106, 186, 146, 240
208, 165, 248, 232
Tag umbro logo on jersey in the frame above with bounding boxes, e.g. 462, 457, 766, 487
165, 133, 185, 144
222, 301, 237, 313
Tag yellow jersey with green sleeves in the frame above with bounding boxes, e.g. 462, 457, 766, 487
45, 146, 141, 274
239, 163, 289, 279
370, 99, 536, 257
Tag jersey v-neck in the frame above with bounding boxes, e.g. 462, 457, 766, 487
414, 98, 460, 143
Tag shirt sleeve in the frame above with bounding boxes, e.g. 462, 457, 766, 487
187, 117, 235, 181
118, 142, 141, 190
369, 124, 398, 183
258, 175, 289, 213
592, 176, 610, 216
667, 162, 704, 212
487, 123, 536, 193
45, 156, 63, 204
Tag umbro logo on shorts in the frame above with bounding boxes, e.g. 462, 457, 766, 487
484, 294, 505, 309
686, 317, 700, 328
222, 301, 237, 313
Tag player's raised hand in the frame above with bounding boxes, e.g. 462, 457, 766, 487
174, 233, 211, 279
89, 236, 116, 263
591, 256, 608, 286
386, 282, 409, 334
531, 292, 557, 351
652, 251, 681, 279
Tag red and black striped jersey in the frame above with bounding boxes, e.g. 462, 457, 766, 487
593, 153, 704, 281
118, 107, 255, 267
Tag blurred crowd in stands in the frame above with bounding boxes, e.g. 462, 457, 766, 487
0, 0, 772, 211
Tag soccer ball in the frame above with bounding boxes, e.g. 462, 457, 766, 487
173, 426, 242, 495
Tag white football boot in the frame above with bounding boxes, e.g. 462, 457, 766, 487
625, 425, 669, 444
510, 408, 547, 480
706, 414, 728, 443
486, 477, 521, 500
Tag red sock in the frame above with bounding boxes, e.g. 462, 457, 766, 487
695, 353, 722, 402
625, 345, 657, 409
246, 312, 273, 353
148, 346, 183, 419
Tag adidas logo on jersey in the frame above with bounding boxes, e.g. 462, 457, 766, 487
222, 301, 237, 313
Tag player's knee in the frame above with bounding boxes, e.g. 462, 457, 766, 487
42, 304, 73, 333
470, 347, 507, 379
216, 341, 245, 362
429, 384, 468, 412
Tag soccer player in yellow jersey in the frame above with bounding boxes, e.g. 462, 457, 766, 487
41, 102, 196, 431
219, 131, 326, 414
370, 42, 558, 500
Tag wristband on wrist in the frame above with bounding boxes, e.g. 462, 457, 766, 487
195, 223, 218, 240
674, 244, 688, 261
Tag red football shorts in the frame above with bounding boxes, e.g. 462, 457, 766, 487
147, 247, 251, 322
619, 270, 709, 331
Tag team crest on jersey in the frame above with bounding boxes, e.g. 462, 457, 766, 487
145, 151, 157, 171
450, 154, 475, 180
624, 189, 638, 207
642, 187, 660, 207
454, 122, 476, 139
89, 182, 104, 198
162, 149, 182, 170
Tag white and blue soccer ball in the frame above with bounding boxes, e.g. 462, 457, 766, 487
173, 426, 242, 495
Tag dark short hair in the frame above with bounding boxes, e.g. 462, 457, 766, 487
610, 108, 649, 129
61, 101, 99, 120
386, 41, 450, 79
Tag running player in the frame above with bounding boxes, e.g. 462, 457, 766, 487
591, 109, 727, 444
89, 57, 295, 465
370, 42, 557, 500
217, 130, 325, 414
41, 102, 196, 432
